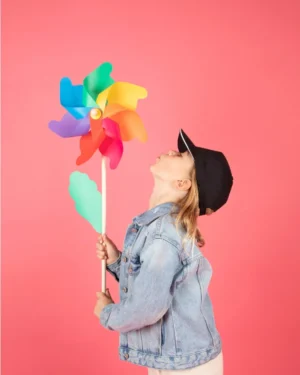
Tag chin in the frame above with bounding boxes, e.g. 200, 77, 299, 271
150, 157, 162, 174
150, 162, 160, 174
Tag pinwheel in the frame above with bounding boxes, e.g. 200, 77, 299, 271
49, 62, 148, 292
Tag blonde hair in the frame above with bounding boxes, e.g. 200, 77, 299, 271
171, 166, 205, 251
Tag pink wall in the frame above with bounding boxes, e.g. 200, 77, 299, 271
2, 0, 300, 374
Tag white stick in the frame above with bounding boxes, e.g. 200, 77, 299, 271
101, 156, 107, 293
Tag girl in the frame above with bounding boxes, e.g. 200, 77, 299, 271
94, 129, 233, 375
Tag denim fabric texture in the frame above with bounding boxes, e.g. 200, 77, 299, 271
100, 202, 222, 370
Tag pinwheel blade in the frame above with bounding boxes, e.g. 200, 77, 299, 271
99, 118, 123, 170
83, 62, 115, 107
96, 82, 147, 112
90, 116, 103, 142
48, 113, 90, 138
60, 78, 96, 119
69, 171, 102, 233
103, 103, 126, 118
109, 110, 147, 142
76, 130, 105, 165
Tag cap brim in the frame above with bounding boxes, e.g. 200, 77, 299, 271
177, 129, 196, 159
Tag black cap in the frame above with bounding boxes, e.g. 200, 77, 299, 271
177, 129, 233, 216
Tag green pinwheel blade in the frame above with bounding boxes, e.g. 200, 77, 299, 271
68, 171, 102, 233
82, 62, 115, 107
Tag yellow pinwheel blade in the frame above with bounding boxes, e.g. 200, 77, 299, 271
96, 82, 147, 112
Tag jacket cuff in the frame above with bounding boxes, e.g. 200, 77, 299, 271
100, 303, 115, 330
106, 252, 122, 282
106, 251, 121, 271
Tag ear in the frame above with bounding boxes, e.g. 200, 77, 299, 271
175, 179, 192, 191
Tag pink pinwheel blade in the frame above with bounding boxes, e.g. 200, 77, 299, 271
99, 118, 123, 169
49, 113, 90, 138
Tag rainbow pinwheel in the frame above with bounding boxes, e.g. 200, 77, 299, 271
49, 62, 148, 291
49, 62, 147, 169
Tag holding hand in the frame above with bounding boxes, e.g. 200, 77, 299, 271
96, 234, 121, 265
94, 288, 114, 319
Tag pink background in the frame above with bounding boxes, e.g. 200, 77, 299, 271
2, 0, 300, 374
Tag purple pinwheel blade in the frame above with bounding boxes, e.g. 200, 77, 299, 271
48, 113, 90, 138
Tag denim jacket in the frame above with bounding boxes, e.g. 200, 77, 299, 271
100, 202, 222, 370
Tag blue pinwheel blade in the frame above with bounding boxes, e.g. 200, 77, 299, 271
60, 77, 97, 119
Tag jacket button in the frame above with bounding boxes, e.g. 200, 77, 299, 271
124, 353, 129, 359
122, 287, 128, 293
122, 256, 127, 263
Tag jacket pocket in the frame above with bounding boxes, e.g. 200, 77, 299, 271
140, 320, 162, 355
128, 329, 143, 350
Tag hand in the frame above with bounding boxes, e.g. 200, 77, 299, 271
94, 288, 114, 319
96, 234, 121, 266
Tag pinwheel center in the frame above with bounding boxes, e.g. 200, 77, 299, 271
90, 108, 103, 120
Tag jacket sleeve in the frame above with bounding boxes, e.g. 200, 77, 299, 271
100, 237, 182, 332
106, 251, 122, 282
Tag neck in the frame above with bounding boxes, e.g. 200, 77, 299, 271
149, 176, 181, 209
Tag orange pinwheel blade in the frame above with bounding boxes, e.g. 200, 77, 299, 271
103, 103, 126, 118
109, 110, 147, 142
76, 130, 105, 165
96, 82, 147, 112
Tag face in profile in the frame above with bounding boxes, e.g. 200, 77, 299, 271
150, 150, 194, 181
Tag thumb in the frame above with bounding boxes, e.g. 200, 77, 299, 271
104, 233, 113, 243
103, 234, 109, 243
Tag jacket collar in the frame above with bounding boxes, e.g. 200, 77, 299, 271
133, 201, 179, 226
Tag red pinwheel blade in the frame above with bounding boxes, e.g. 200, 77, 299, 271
99, 118, 123, 169
76, 130, 105, 165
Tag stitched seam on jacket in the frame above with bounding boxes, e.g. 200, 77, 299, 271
128, 226, 147, 258
196, 258, 215, 346
119, 340, 220, 358
170, 304, 178, 354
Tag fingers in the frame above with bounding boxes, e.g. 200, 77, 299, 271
98, 233, 112, 245
98, 233, 109, 241
97, 234, 106, 245
96, 291, 107, 298
96, 241, 108, 260
96, 242, 107, 251
97, 235, 108, 249
96, 234, 111, 260
96, 290, 112, 300
96, 236, 107, 250
96, 249, 108, 260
